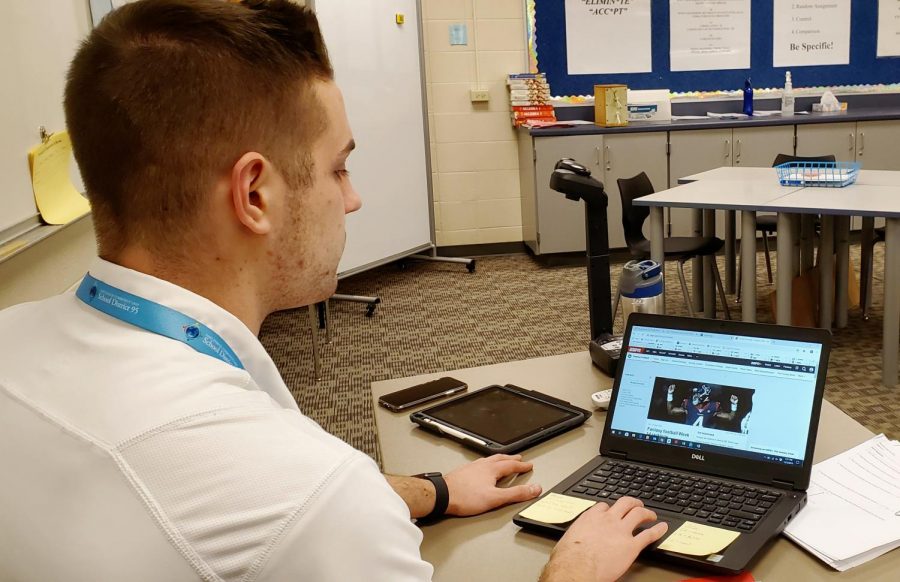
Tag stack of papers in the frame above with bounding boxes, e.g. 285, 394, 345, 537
784, 434, 900, 571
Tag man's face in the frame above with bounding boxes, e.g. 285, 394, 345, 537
269, 80, 361, 310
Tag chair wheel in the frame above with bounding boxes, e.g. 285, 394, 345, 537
467, 260, 476, 273
366, 304, 377, 317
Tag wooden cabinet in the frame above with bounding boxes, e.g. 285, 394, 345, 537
856, 120, 900, 170
795, 122, 857, 162
669, 129, 732, 236
733, 126, 794, 167
601, 132, 669, 248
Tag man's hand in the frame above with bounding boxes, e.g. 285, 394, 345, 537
667, 385, 675, 395
444, 454, 541, 517
730, 394, 739, 408
540, 497, 668, 582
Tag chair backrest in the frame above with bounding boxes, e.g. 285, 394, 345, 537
772, 153, 837, 167
617, 172, 655, 249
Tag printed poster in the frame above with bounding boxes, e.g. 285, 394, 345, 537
565, 0, 652, 75
773, 0, 851, 67
670, 0, 751, 72
878, 0, 900, 57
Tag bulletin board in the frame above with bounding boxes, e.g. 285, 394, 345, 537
531, 0, 900, 97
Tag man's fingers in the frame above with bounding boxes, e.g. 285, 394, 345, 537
491, 483, 543, 506
491, 459, 534, 478
607, 496, 644, 518
484, 454, 523, 463
633, 521, 669, 547
622, 506, 658, 530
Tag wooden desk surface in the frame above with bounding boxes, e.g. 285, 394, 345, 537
372, 351, 897, 581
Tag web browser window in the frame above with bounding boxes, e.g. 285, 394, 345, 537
609, 325, 823, 467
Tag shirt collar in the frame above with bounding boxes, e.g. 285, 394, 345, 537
86, 258, 299, 411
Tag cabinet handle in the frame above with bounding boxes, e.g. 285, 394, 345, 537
859, 132, 865, 156
595, 146, 601, 166
735, 139, 742, 163
849, 133, 855, 151
605, 145, 611, 171
724, 139, 730, 159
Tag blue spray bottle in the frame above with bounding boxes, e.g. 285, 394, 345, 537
743, 78, 753, 116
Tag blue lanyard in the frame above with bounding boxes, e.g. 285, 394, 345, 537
76, 273, 245, 369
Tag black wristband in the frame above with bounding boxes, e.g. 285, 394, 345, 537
414, 472, 449, 521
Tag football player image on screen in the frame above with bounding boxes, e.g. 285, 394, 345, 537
666, 384, 738, 428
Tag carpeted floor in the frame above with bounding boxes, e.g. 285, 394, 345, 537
259, 245, 900, 466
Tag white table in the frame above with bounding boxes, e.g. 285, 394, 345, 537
371, 352, 895, 581
638, 169, 900, 386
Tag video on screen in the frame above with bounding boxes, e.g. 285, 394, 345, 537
646, 377, 754, 434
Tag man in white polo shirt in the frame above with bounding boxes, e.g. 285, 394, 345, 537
0, 1, 666, 581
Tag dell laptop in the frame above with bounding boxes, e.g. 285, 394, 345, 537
514, 313, 831, 574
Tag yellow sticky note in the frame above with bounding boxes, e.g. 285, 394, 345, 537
519, 493, 596, 524
658, 521, 741, 556
28, 131, 90, 225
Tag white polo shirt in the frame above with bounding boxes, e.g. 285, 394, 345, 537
0, 259, 433, 582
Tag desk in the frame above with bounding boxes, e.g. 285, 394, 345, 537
372, 352, 896, 581
637, 169, 900, 386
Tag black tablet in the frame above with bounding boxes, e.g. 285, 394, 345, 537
409, 384, 591, 455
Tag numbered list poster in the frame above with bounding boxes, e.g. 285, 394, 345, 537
773, 0, 851, 67
565, 0, 652, 74
670, 0, 751, 72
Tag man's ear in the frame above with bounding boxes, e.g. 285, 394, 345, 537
230, 152, 275, 235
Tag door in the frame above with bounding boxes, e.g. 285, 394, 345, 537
795, 122, 856, 162
603, 132, 669, 249
668, 129, 732, 236
533, 135, 603, 254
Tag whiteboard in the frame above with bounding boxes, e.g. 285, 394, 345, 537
314, 0, 433, 276
0, 1, 90, 234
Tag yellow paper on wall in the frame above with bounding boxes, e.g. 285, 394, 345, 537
658, 521, 741, 556
518, 493, 596, 524
28, 131, 90, 225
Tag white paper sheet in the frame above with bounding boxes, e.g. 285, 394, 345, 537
773, 0, 851, 67
670, 0, 750, 72
784, 435, 900, 568
878, 0, 900, 57
565, 0, 652, 75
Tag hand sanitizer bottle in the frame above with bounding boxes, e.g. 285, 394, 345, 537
781, 71, 795, 117
742, 78, 753, 116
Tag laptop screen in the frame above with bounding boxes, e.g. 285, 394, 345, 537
608, 323, 824, 468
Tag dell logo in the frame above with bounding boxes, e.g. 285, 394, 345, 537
691, 453, 705, 461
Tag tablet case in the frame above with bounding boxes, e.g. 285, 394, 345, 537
409, 384, 591, 455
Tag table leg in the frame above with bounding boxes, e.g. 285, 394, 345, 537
691, 209, 703, 314
725, 210, 736, 294
860, 216, 875, 320
800, 214, 815, 275
650, 207, 666, 315
819, 215, 834, 330
776, 213, 794, 326
741, 211, 757, 323
883, 217, 900, 386
703, 209, 716, 318
835, 216, 850, 329
791, 214, 801, 278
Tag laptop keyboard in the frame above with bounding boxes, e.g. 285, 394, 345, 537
567, 460, 782, 532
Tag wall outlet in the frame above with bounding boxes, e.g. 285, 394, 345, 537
469, 89, 491, 103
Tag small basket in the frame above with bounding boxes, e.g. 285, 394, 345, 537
775, 161, 860, 188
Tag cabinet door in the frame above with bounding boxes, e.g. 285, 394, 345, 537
533, 135, 603, 254
668, 129, 732, 236
856, 120, 900, 170
795, 122, 856, 162
602, 132, 669, 249
733, 125, 794, 168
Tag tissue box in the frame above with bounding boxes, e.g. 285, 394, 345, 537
627, 89, 671, 122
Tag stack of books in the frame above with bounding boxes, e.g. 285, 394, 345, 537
508, 73, 555, 127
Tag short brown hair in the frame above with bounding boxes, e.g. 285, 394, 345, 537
65, 0, 333, 256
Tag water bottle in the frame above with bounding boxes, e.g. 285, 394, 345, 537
618, 260, 663, 322
743, 78, 754, 116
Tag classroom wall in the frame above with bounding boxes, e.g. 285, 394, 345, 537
421, 0, 527, 247
0, 218, 96, 310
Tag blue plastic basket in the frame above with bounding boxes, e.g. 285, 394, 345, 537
775, 161, 860, 188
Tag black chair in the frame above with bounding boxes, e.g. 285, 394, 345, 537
617, 172, 730, 319
861, 226, 885, 319
736, 153, 836, 302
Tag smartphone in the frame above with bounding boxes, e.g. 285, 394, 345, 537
378, 377, 468, 412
